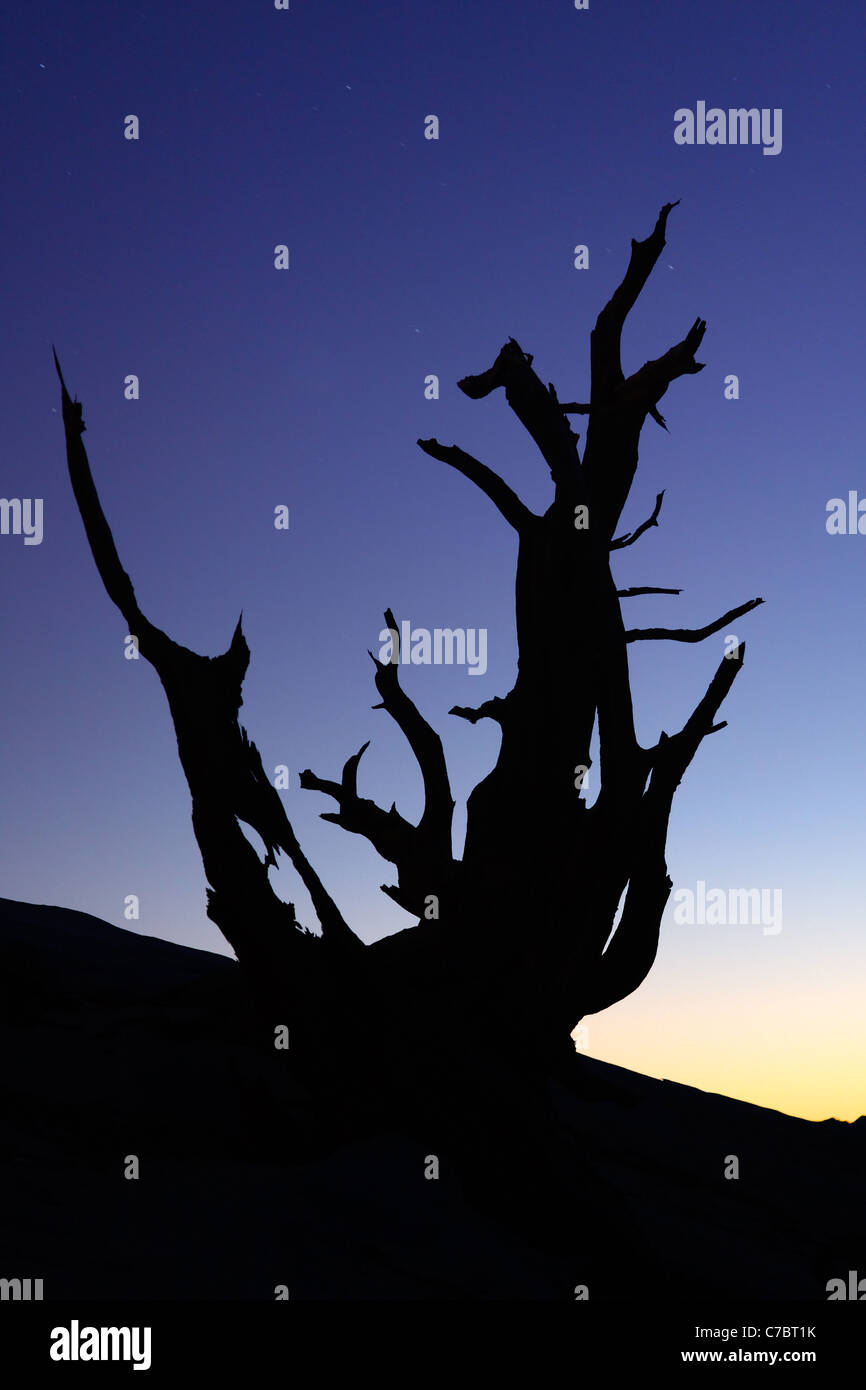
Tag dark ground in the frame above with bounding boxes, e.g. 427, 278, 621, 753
1, 896, 862, 1301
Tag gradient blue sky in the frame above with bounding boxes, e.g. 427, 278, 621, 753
2, 1, 863, 1119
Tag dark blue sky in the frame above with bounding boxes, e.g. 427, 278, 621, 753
2, 0, 863, 1117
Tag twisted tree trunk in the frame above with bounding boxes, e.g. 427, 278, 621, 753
54, 204, 760, 1251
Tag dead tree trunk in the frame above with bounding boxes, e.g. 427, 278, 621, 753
54, 202, 760, 1102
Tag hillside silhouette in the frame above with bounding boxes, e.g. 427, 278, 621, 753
2, 896, 861, 1301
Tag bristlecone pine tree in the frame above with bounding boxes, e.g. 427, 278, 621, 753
55, 203, 762, 1252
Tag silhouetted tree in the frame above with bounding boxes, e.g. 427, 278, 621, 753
54, 205, 761, 1191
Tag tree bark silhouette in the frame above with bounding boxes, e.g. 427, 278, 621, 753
54, 205, 761, 1249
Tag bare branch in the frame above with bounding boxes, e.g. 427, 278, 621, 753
54, 351, 359, 956
578, 640, 749, 1014
562, 399, 669, 431
579, 207, 707, 540
300, 745, 416, 870
416, 437, 532, 531
650, 641, 748, 796
626, 596, 763, 644
298, 769, 342, 802
610, 491, 665, 550
380, 882, 418, 914
621, 316, 707, 423
239, 729, 360, 949
449, 696, 509, 725
590, 200, 681, 395
616, 586, 681, 598
454, 337, 581, 489
370, 609, 455, 864
53, 347, 158, 645
300, 735, 451, 918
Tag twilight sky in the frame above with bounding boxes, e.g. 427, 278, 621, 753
2, 0, 863, 1121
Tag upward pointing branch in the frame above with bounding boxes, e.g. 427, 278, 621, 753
53, 349, 359, 956
370, 609, 455, 857
577, 642, 748, 1016
651, 640, 748, 799
53, 347, 152, 639
582, 204, 709, 540
590, 200, 680, 396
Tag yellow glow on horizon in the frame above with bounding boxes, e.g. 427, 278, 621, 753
578, 977, 865, 1123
